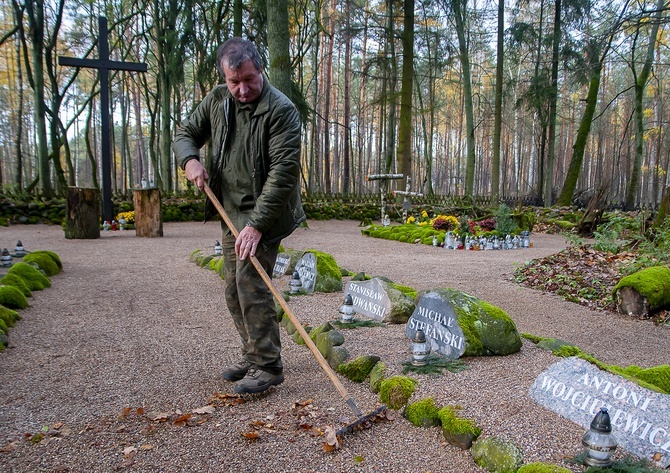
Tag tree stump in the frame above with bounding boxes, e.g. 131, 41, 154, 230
65, 187, 100, 239
133, 189, 163, 237
616, 287, 650, 317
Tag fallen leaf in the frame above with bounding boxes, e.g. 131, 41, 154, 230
173, 413, 191, 426
653, 452, 662, 462
241, 431, 260, 440
0, 441, 18, 453
123, 446, 137, 456
145, 411, 170, 422
293, 399, 313, 408
119, 407, 132, 419
322, 425, 341, 452
192, 406, 216, 415
52, 422, 63, 430
140, 444, 154, 451
136, 407, 145, 416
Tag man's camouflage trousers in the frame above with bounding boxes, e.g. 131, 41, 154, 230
222, 234, 282, 374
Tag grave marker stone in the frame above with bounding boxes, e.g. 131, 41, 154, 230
345, 279, 393, 321
405, 291, 466, 359
530, 357, 670, 467
295, 252, 317, 293
273, 252, 291, 278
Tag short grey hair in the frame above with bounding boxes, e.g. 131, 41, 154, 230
216, 38, 262, 79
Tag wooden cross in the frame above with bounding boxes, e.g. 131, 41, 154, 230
59, 16, 147, 223
392, 177, 423, 223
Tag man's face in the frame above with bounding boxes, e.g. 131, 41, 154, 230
222, 59, 263, 103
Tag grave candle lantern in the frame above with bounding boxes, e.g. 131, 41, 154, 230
512, 234, 520, 249
214, 240, 223, 256
289, 270, 302, 295
522, 231, 530, 248
582, 407, 618, 467
103, 220, 110, 231
141, 177, 148, 189
119, 216, 126, 230
432, 235, 439, 247
445, 231, 455, 249
1, 248, 12, 267
338, 293, 356, 323
13, 240, 27, 257
410, 329, 430, 366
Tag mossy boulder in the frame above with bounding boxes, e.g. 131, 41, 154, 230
338, 355, 380, 383
327, 345, 350, 371
8, 262, 51, 290
0, 306, 20, 328
517, 462, 571, 473
405, 397, 441, 427
23, 252, 60, 276
369, 361, 386, 394
378, 375, 417, 410
613, 266, 670, 315
471, 437, 523, 473
30, 250, 62, 270
306, 249, 342, 293
438, 405, 482, 449
0, 285, 29, 310
416, 288, 522, 357
0, 273, 32, 297
315, 329, 345, 358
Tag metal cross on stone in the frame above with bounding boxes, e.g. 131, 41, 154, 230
59, 16, 147, 223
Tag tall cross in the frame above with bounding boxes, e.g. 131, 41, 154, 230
59, 16, 147, 223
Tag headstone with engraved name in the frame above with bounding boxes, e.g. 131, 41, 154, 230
295, 252, 317, 293
273, 252, 291, 278
345, 279, 393, 321
405, 291, 467, 359
530, 357, 670, 467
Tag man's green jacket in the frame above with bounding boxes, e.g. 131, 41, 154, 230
172, 82, 305, 244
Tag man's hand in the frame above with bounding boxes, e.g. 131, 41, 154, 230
236, 225, 262, 260
185, 159, 209, 191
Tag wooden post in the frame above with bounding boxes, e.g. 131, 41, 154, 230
133, 188, 163, 237
65, 187, 101, 239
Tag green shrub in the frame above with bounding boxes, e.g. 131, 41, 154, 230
379, 376, 417, 409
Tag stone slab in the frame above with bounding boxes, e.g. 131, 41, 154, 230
529, 357, 670, 467
405, 291, 466, 359
345, 278, 392, 321
295, 252, 317, 293
273, 252, 290, 278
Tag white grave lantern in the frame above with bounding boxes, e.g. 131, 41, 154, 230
445, 231, 455, 249
522, 230, 530, 248
119, 216, 126, 230
214, 240, 223, 256
410, 329, 431, 366
338, 293, 356, 323
582, 407, 618, 467
432, 235, 439, 247
512, 234, 520, 249
141, 177, 148, 188
289, 270, 302, 294
1, 248, 12, 267
13, 241, 27, 257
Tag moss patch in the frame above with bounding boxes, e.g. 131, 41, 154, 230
338, 355, 380, 383
8, 262, 51, 290
0, 306, 20, 328
438, 405, 481, 437
378, 376, 417, 410
0, 273, 32, 297
306, 249, 342, 293
23, 252, 60, 276
612, 266, 670, 310
401, 354, 468, 375
405, 398, 441, 427
517, 462, 571, 473
0, 285, 29, 309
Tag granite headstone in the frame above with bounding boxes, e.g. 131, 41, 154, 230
272, 252, 291, 278
295, 252, 317, 293
530, 357, 670, 467
345, 278, 392, 321
405, 291, 466, 359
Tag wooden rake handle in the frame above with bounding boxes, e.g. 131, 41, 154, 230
202, 183, 363, 417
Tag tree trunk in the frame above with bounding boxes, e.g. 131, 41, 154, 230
492, 0, 504, 201
544, 0, 561, 207
133, 188, 163, 237
65, 187, 100, 239
397, 0, 414, 190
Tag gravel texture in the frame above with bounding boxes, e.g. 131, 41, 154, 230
0, 220, 667, 472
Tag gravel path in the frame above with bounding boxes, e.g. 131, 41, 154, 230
0, 220, 667, 472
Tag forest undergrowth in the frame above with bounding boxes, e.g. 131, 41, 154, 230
515, 212, 670, 326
